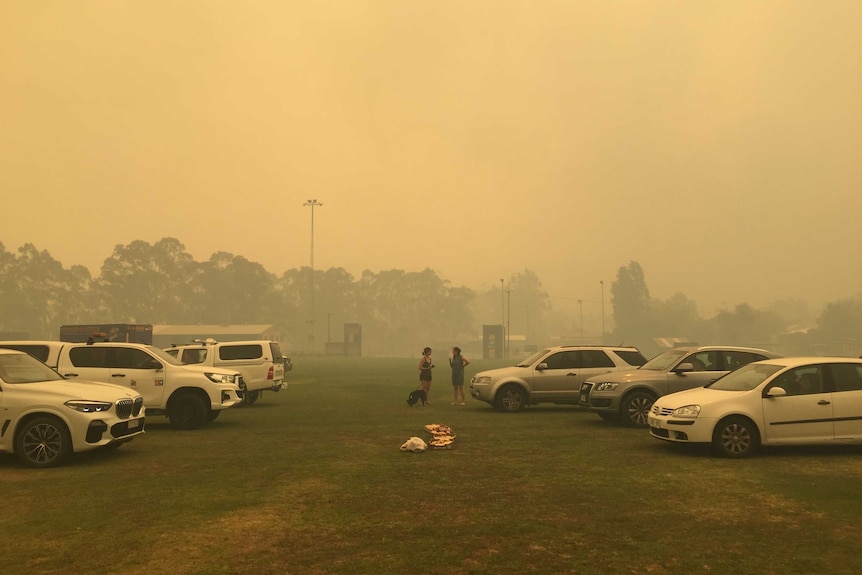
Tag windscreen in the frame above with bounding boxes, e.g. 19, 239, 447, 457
639, 349, 687, 371
0, 352, 65, 383
707, 363, 783, 392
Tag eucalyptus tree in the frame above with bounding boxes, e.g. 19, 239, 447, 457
709, 303, 784, 348
610, 261, 654, 344
814, 297, 862, 355
96, 237, 196, 323
0, 243, 92, 338
194, 252, 278, 325
354, 268, 475, 356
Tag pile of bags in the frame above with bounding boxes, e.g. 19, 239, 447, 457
400, 423, 457, 452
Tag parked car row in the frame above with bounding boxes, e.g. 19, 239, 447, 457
0, 338, 289, 468
470, 345, 862, 458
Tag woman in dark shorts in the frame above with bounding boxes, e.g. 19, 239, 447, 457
418, 347, 434, 405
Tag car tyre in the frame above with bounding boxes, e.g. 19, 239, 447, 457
620, 391, 655, 427
243, 390, 261, 405
712, 416, 760, 458
168, 392, 209, 430
16, 416, 73, 468
495, 384, 527, 413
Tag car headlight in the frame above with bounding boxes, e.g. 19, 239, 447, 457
65, 400, 113, 413
205, 372, 237, 385
593, 382, 620, 392
471, 376, 492, 384
671, 405, 701, 418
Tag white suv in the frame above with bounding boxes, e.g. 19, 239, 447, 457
164, 339, 287, 404
0, 349, 146, 468
469, 346, 648, 412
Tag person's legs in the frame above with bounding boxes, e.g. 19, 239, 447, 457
421, 380, 431, 405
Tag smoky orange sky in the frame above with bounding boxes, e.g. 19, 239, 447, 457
2, 1, 860, 318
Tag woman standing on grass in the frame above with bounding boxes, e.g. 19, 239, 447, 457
449, 346, 470, 405
419, 347, 435, 405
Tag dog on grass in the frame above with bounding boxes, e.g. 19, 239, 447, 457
406, 388, 427, 407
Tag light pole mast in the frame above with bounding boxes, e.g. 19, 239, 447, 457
303, 199, 323, 353
578, 299, 583, 338
506, 289, 511, 358
500, 278, 505, 359
600, 280, 605, 340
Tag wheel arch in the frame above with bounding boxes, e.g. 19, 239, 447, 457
619, 386, 658, 407
712, 413, 763, 458
713, 412, 763, 439
166, 386, 214, 409
493, 379, 530, 401
14, 411, 74, 446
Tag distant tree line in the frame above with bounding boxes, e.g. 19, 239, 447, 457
0, 238, 551, 356
610, 261, 862, 357
1, 240, 859, 357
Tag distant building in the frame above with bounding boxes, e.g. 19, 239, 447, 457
152, 324, 282, 348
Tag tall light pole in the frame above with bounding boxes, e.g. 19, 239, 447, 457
500, 278, 505, 359
303, 199, 322, 353
578, 299, 584, 338
600, 280, 605, 339
506, 289, 511, 357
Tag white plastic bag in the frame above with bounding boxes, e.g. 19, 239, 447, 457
400, 436, 427, 452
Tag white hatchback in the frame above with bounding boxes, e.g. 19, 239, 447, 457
0, 349, 146, 468
648, 357, 862, 458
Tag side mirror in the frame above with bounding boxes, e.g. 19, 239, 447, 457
675, 362, 694, 374
766, 386, 787, 398
536, 362, 548, 371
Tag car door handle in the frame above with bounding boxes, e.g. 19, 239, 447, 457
64, 373, 78, 377
112, 373, 126, 378
567, 373, 578, 376
817, 400, 831, 405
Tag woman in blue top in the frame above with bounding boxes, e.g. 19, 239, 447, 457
449, 346, 470, 405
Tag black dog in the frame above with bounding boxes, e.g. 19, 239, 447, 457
406, 389, 427, 407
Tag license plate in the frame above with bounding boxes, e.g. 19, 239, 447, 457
128, 418, 141, 429
648, 417, 661, 429
580, 393, 588, 403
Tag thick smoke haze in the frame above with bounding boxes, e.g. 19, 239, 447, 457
2, 2, 860, 319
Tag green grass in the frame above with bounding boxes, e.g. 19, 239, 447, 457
2, 356, 862, 575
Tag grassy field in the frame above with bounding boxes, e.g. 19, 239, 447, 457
2, 356, 862, 575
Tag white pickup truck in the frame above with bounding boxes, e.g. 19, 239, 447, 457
164, 339, 288, 404
0, 341, 242, 429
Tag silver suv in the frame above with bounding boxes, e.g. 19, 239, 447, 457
580, 345, 781, 427
469, 346, 647, 412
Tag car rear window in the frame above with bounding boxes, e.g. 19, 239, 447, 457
268, 343, 283, 361
616, 350, 648, 366
0, 344, 51, 363
582, 350, 616, 368
218, 344, 263, 361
